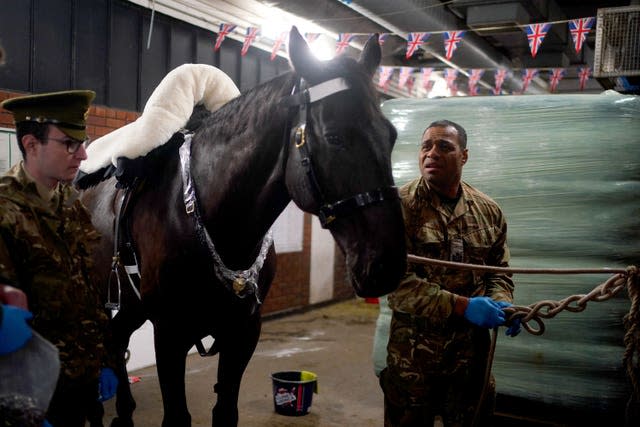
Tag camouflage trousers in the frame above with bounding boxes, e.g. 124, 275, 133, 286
380, 311, 495, 427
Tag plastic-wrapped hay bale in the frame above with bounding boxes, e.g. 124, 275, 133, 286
378, 91, 640, 422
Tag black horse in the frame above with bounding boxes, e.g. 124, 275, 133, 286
80, 27, 406, 427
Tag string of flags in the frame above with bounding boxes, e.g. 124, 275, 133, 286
214, 16, 596, 60
380, 65, 594, 96
211, 16, 597, 96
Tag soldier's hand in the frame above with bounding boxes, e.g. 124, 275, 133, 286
463, 296, 505, 328
496, 301, 521, 337
0, 305, 33, 355
98, 367, 118, 401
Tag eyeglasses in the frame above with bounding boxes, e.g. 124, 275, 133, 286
44, 137, 89, 154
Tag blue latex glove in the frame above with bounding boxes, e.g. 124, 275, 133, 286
0, 305, 33, 355
496, 301, 522, 337
43, 420, 53, 427
463, 296, 505, 328
98, 367, 118, 402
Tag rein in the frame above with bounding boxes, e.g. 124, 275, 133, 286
285, 77, 400, 228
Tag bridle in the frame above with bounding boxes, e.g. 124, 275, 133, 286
174, 75, 400, 311
285, 76, 399, 228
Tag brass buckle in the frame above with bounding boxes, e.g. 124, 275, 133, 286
294, 126, 306, 148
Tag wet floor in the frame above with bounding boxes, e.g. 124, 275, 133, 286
102, 298, 384, 426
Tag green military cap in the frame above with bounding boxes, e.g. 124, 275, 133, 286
1, 90, 95, 141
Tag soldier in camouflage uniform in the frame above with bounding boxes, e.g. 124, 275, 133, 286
0, 91, 117, 427
380, 120, 521, 427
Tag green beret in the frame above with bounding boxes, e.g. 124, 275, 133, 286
1, 90, 95, 141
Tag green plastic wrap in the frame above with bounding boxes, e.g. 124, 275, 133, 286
378, 92, 640, 418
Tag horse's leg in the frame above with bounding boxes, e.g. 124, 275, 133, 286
154, 321, 192, 427
211, 314, 262, 427
109, 307, 147, 427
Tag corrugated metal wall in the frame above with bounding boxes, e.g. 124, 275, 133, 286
0, 0, 291, 111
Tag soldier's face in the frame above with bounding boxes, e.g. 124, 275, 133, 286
418, 125, 467, 198
30, 125, 88, 187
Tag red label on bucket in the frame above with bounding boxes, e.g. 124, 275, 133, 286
274, 387, 297, 406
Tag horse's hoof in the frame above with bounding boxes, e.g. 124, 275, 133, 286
110, 418, 134, 427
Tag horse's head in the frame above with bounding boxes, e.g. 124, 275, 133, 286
284, 27, 406, 297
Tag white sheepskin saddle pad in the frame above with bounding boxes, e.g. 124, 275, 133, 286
78, 63, 240, 177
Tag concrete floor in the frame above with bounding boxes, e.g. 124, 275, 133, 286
102, 298, 384, 426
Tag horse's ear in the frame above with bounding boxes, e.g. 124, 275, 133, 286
359, 34, 382, 78
288, 26, 322, 81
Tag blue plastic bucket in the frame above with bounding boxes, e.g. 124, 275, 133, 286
270, 370, 318, 416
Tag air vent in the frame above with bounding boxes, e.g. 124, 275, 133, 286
594, 5, 640, 93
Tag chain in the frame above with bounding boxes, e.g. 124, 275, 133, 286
504, 271, 630, 335
408, 254, 640, 425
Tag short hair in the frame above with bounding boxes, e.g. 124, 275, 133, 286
15, 121, 49, 158
424, 119, 467, 149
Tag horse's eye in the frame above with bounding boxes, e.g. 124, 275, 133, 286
325, 134, 343, 146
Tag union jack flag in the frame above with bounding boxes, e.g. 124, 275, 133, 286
241, 27, 259, 56
377, 66, 394, 91
524, 23, 551, 58
493, 69, 508, 95
270, 31, 288, 61
406, 76, 415, 96
335, 33, 355, 55
468, 69, 484, 85
305, 33, 321, 44
406, 32, 430, 59
578, 67, 591, 91
398, 67, 413, 89
445, 68, 458, 94
521, 68, 539, 93
443, 31, 466, 60
468, 69, 484, 96
569, 17, 595, 54
214, 23, 237, 51
421, 67, 434, 91
548, 68, 565, 92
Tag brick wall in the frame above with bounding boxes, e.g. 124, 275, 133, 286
1, 89, 353, 315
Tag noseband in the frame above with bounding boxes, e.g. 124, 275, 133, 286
285, 77, 399, 228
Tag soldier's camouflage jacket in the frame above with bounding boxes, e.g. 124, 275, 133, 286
0, 162, 112, 383
385, 177, 514, 401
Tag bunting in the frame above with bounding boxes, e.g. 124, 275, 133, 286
569, 18, 595, 54
305, 33, 321, 44
336, 33, 356, 55
578, 67, 591, 91
421, 67, 434, 91
241, 27, 259, 56
549, 68, 566, 92
521, 68, 539, 93
468, 69, 484, 96
406, 32, 430, 59
378, 66, 394, 91
270, 32, 288, 61
443, 31, 466, 60
398, 67, 413, 89
406, 76, 416, 96
524, 23, 551, 58
445, 68, 458, 94
214, 23, 237, 51
493, 69, 508, 95
203, 15, 599, 98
